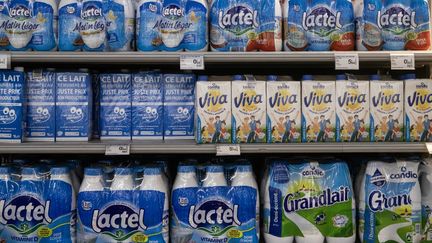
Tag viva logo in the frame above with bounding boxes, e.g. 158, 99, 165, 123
0, 107, 17, 124
407, 89, 432, 107
81, 4, 103, 20
0, 196, 52, 234
218, 6, 258, 35
188, 200, 241, 236
371, 92, 401, 107
198, 92, 228, 109
92, 204, 146, 241
269, 92, 298, 108
377, 6, 417, 33
302, 7, 342, 36
337, 92, 367, 107
234, 92, 263, 108
303, 92, 332, 107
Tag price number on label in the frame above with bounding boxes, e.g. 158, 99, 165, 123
390, 54, 415, 70
216, 144, 241, 156
180, 55, 205, 70
0, 54, 10, 69
105, 144, 130, 155
335, 54, 359, 70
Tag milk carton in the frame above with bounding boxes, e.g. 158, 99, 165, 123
132, 71, 163, 140
266, 76, 301, 143
405, 78, 432, 142
0, 68, 25, 143
196, 76, 232, 144
232, 75, 266, 143
25, 69, 56, 141
336, 77, 370, 142
370, 78, 404, 142
99, 73, 132, 140
301, 75, 336, 142
56, 71, 92, 141
163, 73, 195, 139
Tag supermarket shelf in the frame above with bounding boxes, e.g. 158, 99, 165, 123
6, 51, 432, 65
0, 141, 428, 154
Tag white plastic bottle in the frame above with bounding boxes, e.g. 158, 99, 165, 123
421, 158, 432, 241
81, 0, 106, 50
184, 0, 208, 51
110, 167, 134, 190
50, 166, 76, 242
106, 0, 134, 51
141, 167, 169, 243
273, 0, 283, 51
0, 166, 11, 195
203, 165, 227, 187
231, 164, 260, 240
20, 167, 42, 192
32, 0, 58, 51
58, 0, 82, 51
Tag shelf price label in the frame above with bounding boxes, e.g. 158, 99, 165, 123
0, 54, 10, 69
390, 54, 415, 70
180, 55, 204, 70
426, 143, 432, 154
105, 144, 130, 155
335, 53, 359, 70
216, 144, 241, 156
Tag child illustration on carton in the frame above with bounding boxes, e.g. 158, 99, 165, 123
202, 114, 230, 143
305, 113, 334, 142
410, 113, 432, 141
236, 113, 265, 143
270, 111, 300, 143
340, 113, 368, 142
374, 112, 402, 141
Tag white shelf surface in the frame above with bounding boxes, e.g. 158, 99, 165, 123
0, 141, 427, 154
6, 51, 432, 64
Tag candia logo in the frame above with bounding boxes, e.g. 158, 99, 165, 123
337, 91, 367, 111
284, 187, 350, 213
370, 169, 386, 187
368, 190, 411, 212
9, 5, 32, 19
0, 196, 52, 234
65, 106, 84, 123
81, 4, 103, 20
0, 107, 17, 124
91, 204, 146, 239
377, 6, 417, 30
162, 4, 184, 20
188, 200, 241, 233
218, 6, 258, 35
389, 166, 418, 179
32, 107, 50, 123
143, 106, 159, 122
301, 165, 325, 178
302, 7, 342, 34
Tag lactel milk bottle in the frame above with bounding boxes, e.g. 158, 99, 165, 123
25, 69, 56, 141
99, 73, 132, 140
163, 73, 195, 139
184, 0, 209, 51
404, 76, 432, 142
0, 68, 25, 143
301, 75, 336, 142
354, 0, 383, 50
5, 0, 34, 50
266, 75, 301, 143
420, 158, 432, 242
0, 0, 9, 50
132, 71, 163, 140
58, 0, 83, 51
31, 0, 58, 51
80, 0, 106, 51
56, 71, 92, 141
136, 0, 162, 51
406, 0, 431, 50
105, 0, 135, 51
232, 75, 266, 143
283, 0, 308, 51
336, 75, 370, 142
370, 76, 404, 142
359, 159, 421, 242
196, 75, 232, 144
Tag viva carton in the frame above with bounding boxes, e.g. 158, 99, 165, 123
370, 77, 404, 142
404, 76, 432, 142
336, 76, 370, 142
266, 75, 301, 143
301, 75, 336, 142
232, 75, 266, 143
196, 76, 232, 144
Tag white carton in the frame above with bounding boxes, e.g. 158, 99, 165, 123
405, 79, 432, 142
232, 77, 266, 143
336, 80, 370, 142
370, 80, 404, 142
301, 79, 336, 142
196, 77, 231, 144
266, 79, 301, 143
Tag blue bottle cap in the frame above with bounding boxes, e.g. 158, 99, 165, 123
84, 167, 103, 176
336, 74, 346, 81
178, 165, 196, 173
370, 74, 381, 81
207, 165, 224, 173
302, 75, 313, 81
198, 75, 208, 81
267, 75, 278, 81
144, 167, 162, 175
50, 167, 70, 175
233, 75, 244, 81
114, 167, 133, 175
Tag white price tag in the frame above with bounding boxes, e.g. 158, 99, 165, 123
390, 54, 415, 70
0, 54, 10, 69
105, 144, 130, 155
426, 143, 432, 154
180, 55, 204, 70
335, 53, 359, 70
216, 144, 241, 156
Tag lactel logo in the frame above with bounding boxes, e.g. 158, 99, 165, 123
188, 200, 241, 229
218, 6, 259, 35
378, 7, 417, 29
0, 107, 17, 124
91, 204, 147, 233
302, 7, 342, 32
0, 196, 52, 228
81, 5, 103, 19
162, 4, 184, 19
9, 5, 31, 18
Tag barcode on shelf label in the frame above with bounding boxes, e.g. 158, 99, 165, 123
334, 53, 359, 70
390, 54, 415, 70
105, 144, 130, 155
180, 55, 204, 70
216, 144, 241, 156
426, 143, 432, 154
0, 54, 10, 69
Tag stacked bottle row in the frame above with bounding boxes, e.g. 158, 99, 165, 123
0, 0, 429, 51
1, 156, 432, 242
